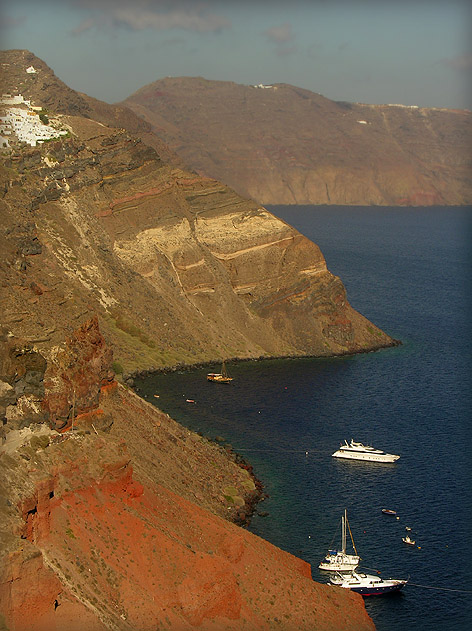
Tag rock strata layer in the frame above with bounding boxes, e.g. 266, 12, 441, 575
0, 51, 401, 631
1, 51, 397, 377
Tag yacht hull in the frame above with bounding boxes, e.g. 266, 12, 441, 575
348, 582, 406, 596
330, 573, 408, 596
332, 451, 399, 463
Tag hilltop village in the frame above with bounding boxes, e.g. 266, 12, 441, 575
0, 66, 68, 149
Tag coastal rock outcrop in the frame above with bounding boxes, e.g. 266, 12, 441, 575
121, 77, 472, 207
1, 430, 375, 631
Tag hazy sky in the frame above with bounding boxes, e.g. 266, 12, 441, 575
1, 0, 471, 109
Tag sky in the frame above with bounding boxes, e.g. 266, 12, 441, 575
0, 0, 471, 110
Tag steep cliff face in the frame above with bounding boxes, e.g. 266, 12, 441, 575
121, 77, 472, 206
1, 52, 397, 378
0, 322, 374, 631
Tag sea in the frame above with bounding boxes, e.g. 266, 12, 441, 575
134, 205, 472, 631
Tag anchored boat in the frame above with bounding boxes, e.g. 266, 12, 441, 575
332, 439, 400, 463
329, 571, 408, 596
207, 361, 233, 383
402, 535, 416, 545
319, 509, 360, 572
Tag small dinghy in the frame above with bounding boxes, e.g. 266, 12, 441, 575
402, 527, 416, 546
329, 571, 408, 596
381, 508, 397, 516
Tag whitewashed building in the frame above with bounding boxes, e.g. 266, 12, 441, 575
1, 104, 68, 147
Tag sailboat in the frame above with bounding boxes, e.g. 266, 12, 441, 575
319, 509, 360, 572
207, 361, 233, 383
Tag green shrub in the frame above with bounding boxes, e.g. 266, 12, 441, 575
112, 360, 124, 374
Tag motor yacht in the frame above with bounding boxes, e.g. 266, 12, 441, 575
329, 571, 408, 596
332, 439, 400, 463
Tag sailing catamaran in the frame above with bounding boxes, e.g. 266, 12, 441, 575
319, 509, 360, 572
207, 361, 233, 383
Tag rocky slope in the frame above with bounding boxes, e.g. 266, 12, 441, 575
0, 320, 374, 631
121, 77, 472, 206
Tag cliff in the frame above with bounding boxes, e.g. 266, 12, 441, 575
0, 320, 375, 631
121, 76, 472, 206
1, 51, 397, 379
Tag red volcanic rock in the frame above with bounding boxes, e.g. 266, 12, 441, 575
177, 554, 243, 626
1, 433, 374, 631
42, 316, 115, 428
0, 548, 108, 631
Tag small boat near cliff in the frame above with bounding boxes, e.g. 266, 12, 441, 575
207, 361, 233, 383
382, 508, 397, 516
319, 509, 360, 572
332, 439, 400, 463
329, 571, 408, 596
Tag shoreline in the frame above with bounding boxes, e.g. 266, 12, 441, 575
132, 380, 267, 528
128, 342, 401, 527
125, 338, 402, 383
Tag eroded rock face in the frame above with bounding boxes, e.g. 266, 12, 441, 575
3, 320, 367, 630
1, 52, 398, 377
0, 331, 48, 433
0, 52, 381, 631
0, 333, 47, 400
121, 77, 472, 207
42, 316, 114, 429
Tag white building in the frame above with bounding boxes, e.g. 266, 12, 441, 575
1, 106, 68, 147
1, 94, 25, 105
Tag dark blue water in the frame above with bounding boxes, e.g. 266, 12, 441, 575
134, 206, 472, 630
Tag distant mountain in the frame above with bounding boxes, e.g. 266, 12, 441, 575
122, 77, 472, 206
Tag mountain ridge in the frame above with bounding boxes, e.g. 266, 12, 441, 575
121, 76, 471, 206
